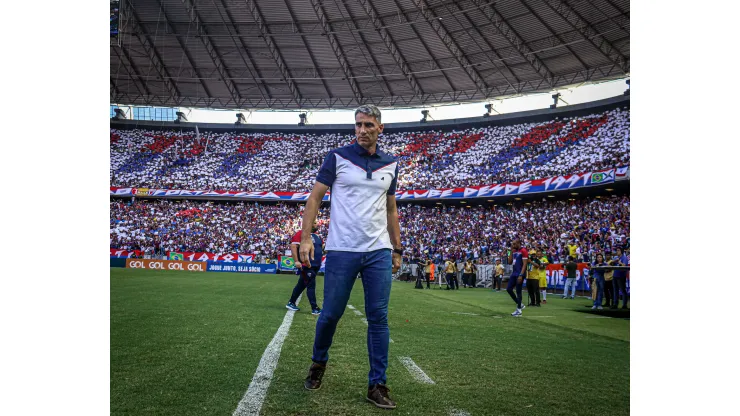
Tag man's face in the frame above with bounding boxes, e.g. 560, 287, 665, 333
355, 112, 383, 150
512, 239, 521, 250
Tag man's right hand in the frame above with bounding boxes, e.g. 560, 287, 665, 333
299, 239, 314, 264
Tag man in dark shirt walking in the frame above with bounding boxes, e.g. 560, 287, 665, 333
562, 256, 578, 299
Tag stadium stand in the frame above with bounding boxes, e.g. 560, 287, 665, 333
110, 195, 629, 264
110, 108, 629, 192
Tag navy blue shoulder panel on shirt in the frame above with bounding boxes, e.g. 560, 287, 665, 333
315, 143, 397, 188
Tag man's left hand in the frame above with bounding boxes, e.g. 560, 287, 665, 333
392, 252, 401, 273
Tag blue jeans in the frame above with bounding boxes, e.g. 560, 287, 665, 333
506, 275, 523, 308
312, 249, 392, 386
593, 275, 605, 307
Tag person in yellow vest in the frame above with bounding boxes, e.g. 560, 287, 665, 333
445, 258, 459, 290
494, 259, 504, 291
526, 248, 542, 307
463, 260, 476, 288
423, 257, 432, 289
537, 252, 549, 304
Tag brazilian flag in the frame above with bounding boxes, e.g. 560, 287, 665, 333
280, 256, 296, 271
169, 252, 184, 261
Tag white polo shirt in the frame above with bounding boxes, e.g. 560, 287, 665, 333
316, 142, 398, 252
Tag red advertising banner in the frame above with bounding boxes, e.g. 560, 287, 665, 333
110, 248, 143, 258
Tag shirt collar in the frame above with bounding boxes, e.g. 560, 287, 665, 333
352, 141, 381, 157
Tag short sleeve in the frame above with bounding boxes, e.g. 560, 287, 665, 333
316, 152, 337, 187
290, 231, 302, 244
521, 248, 529, 259
387, 163, 399, 196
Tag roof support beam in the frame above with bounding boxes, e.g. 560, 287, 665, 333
283, 0, 332, 99
410, 0, 490, 97
113, 44, 151, 100
242, 0, 303, 105
542, 0, 629, 74
154, 0, 212, 99
331, 0, 393, 98
390, 0, 456, 95
356, 0, 425, 98
518, 0, 589, 72
180, 0, 242, 104
124, 1, 181, 103
446, 0, 521, 94
311, 0, 362, 103
468, 0, 554, 88
216, 0, 272, 102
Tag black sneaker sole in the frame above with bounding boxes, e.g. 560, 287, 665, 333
366, 396, 396, 409
304, 382, 322, 391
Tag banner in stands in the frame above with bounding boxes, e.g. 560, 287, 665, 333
125, 258, 206, 272
278, 255, 296, 271
109, 166, 626, 201
543, 263, 630, 292
110, 187, 331, 201
166, 251, 254, 262
396, 168, 618, 200
206, 261, 277, 274
110, 248, 143, 258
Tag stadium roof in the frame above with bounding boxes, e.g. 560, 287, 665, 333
110, 0, 629, 110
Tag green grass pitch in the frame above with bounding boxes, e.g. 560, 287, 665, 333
111, 268, 629, 416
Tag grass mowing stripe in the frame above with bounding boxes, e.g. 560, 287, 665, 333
450, 410, 471, 416
397, 357, 435, 384
232, 294, 302, 416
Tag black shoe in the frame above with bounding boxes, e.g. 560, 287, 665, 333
304, 362, 326, 390
367, 384, 397, 409
621, 305, 629, 310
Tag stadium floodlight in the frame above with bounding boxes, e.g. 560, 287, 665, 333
624, 79, 630, 96
420, 110, 430, 123
175, 111, 188, 123
112, 108, 127, 120
298, 113, 308, 126
550, 93, 561, 109
235, 113, 247, 125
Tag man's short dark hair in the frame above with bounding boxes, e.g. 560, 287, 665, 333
354, 104, 382, 124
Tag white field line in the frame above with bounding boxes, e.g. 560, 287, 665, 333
398, 357, 435, 384
347, 304, 356, 310
452, 312, 479, 316
352, 310, 363, 316
525, 316, 555, 318
450, 409, 471, 416
232, 294, 302, 416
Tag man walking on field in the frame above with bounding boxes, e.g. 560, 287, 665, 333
299, 105, 402, 409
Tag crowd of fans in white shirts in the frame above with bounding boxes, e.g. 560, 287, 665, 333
110, 107, 629, 192
110, 195, 630, 265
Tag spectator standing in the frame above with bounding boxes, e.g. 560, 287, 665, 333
494, 259, 504, 291
611, 247, 630, 309
590, 253, 607, 310
445, 259, 458, 290
562, 256, 578, 299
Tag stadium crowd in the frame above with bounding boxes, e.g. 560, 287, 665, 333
110, 107, 629, 192
110, 195, 629, 266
